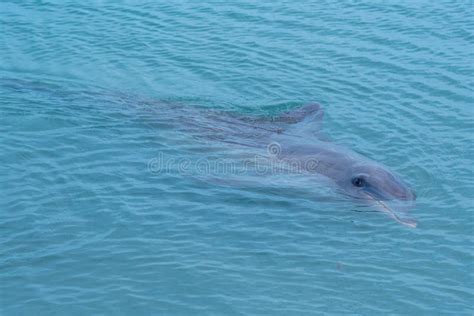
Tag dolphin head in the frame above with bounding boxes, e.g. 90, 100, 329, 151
346, 164, 416, 201
336, 161, 417, 227
270, 136, 417, 227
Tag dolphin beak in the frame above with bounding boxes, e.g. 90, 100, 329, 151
363, 192, 417, 228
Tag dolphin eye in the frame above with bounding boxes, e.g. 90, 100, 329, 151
352, 176, 365, 187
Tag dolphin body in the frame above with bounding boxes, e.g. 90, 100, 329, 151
0, 79, 416, 227
187, 103, 417, 228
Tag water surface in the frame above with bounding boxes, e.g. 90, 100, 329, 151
1, 1, 473, 315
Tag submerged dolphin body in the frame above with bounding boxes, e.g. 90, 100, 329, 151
204, 103, 417, 227
0, 79, 416, 226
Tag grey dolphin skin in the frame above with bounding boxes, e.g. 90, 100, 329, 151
218, 103, 417, 228
0, 80, 416, 227
272, 104, 416, 227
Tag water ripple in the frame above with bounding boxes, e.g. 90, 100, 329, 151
1, 1, 473, 314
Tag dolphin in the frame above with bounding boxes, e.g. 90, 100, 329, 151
193, 103, 417, 228
0, 79, 416, 227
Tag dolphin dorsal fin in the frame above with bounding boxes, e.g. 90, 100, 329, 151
234, 103, 325, 137
271, 103, 325, 138
272, 103, 324, 124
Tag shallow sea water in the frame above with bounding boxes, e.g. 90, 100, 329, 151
1, 1, 473, 315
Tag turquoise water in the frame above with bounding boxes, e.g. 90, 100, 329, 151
1, 1, 473, 314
